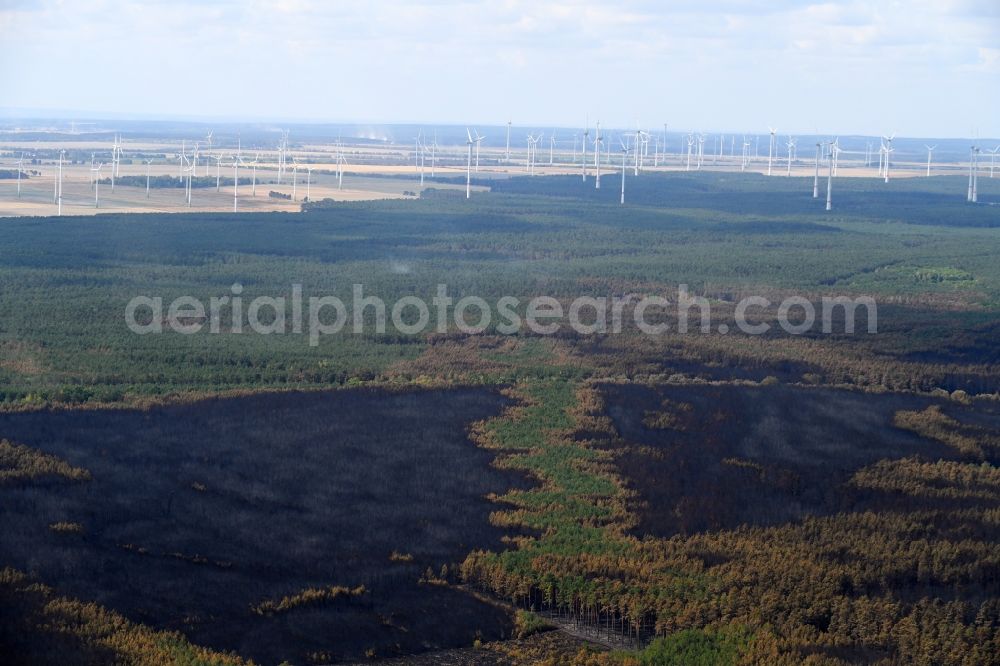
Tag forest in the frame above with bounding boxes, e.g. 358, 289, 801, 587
1, 171, 999, 664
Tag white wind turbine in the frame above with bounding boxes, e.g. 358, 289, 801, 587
685, 133, 694, 171
813, 141, 822, 198
337, 146, 346, 190
430, 131, 438, 177
414, 132, 422, 175
967, 145, 980, 202
505, 119, 511, 164
109, 137, 120, 192
215, 153, 225, 192
144, 158, 153, 198
291, 157, 299, 201
465, 128, 474, 198
636, 130, 650, 175
767, 127, 777, 175
549, 134, 556, 166
417, 135, 426, 187
581, 121, 589, 182
232, 141, 249, 212
182, 151, 194, 207
619, 138, 630, 205
55, 150, 64, 215
15, 152, 25, 199
925, 145, 937, 177
473, 129, 485, 173
881, 134, 895, 182
91, 161, 104, 208
593, 122, 602, 189
832, 141, 843, 177
250, 152, 261, 196
988, 146, 999, 178
786, 137, 797, 176
825, 141, 834, 211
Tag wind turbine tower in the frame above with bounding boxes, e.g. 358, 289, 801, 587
767, 127, 777, 176
813, 142, 821, 198
825, 142, 834, 211
465, 128, 474, 199
593, 122, 602, 189
925, 145, 937, 177
619, 139, 629, 205
505, 119, 511, 164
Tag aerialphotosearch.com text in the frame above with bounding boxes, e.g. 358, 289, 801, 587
125, 283, 878, 346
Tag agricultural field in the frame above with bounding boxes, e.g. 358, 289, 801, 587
2, 170, 1000, 664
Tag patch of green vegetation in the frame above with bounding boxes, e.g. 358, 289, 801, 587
626, 626, 752, 666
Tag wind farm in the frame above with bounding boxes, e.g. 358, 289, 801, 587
2, 120, 995, 217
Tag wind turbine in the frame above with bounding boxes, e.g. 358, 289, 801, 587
418, 136, 426, 187
414, 132, 422, 174
91, 162, 104, 208
232, 141, 248, 211
767, 127, 777, 176
813, 142, 821, 198
465, 128, 474, 198
636, 130, 650, 175
925, 145, 937, 177
968, 145, 981, 202
291, 157, 299, 201
685, 133, 694, 171
593, 121, 602, 189
109, 137, 120, 193
55, 150, 64, 215
786, 137, 797, 176
251, 153, 260, 196
581, 121, 589, 182
15, 152, 25, 199
881, 134, 895, 182
430, 131, 438, 177
549, 134, 556, 166
972, 146, 981, 202
619, 138, 629, 205
215, 154, 225, 192
473, 129, 485, 173
825, 141, 834, 211
988, 146, 999, 178
505, 119, 511, 164
144, 158, 153, 198
304, 165, 314, 201
337, 146, 345, 190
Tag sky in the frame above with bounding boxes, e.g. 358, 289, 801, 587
0, 0, 998, 138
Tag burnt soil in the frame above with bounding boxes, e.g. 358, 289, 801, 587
0, 387, 528, 664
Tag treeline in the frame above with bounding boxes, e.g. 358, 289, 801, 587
96, 175, 256, 189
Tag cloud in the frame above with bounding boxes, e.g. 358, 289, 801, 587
0, 0, 996, 136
